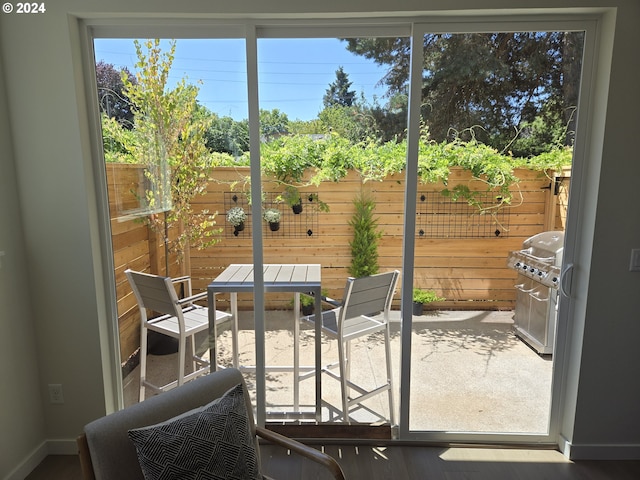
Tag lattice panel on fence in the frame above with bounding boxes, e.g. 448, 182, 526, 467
416, 191, 511, 238
224, 191, 319, 238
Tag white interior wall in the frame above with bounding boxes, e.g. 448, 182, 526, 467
0, 42, 48, 479
1, 0, 639, 477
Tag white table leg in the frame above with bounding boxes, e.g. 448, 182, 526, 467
294, 292, 300, 411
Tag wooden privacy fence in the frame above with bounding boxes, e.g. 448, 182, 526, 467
107, 163, 569, 364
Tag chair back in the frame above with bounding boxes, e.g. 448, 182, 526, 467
125, 269, 182, 319
339, 270, 399, 328
78, 368, 255, 480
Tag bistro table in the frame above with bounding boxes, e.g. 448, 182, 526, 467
207, 264, 322, 420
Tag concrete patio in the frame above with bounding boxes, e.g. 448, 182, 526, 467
123, 309, 553, 434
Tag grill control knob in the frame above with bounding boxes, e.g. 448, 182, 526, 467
552, 277, 559, 284
529, 267, 537, 274
522, 264, 528, 271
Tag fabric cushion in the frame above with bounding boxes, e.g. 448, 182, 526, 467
128, 383, 261, 480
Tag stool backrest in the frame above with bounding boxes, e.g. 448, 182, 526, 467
125, 269, 180, 318
339, 270, 399, 325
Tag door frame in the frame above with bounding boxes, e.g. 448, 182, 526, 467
76, 9, 612, 447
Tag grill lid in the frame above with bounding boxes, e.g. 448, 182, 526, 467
523, 231, 564, 258
506, 231, 565, 289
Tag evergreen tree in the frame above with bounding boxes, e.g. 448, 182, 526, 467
349, 192, 382, 278
323, 66, 356, 108
345, 32, 584, 154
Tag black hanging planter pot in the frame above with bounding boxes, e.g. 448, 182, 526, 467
233, 222, 245, 236
292, 201, 303, 214
269, 221, 280, 232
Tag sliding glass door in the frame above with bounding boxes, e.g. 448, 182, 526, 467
87, 14, 597, 444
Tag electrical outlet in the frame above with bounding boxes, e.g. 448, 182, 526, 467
48, 384, 64, 404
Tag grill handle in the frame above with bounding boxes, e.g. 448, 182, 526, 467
560, 263, 574, 298
515, 283, 537, 293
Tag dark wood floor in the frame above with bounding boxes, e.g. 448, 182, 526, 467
26, 446, 640, 480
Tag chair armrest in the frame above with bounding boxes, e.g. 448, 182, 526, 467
321, 296, 342, 308
177, 291, 207, 306
256, 426, 346, 480
171, 275, 193, 297
171, 275, 191, 283
76, 434, 97, 480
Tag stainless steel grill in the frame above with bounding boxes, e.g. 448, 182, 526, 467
506, 231, 564, 355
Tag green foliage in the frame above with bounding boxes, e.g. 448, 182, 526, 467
260, 108, 290, 141
256, 124, 572, 219
323, 66, 356, 108
349, 192, 382, 278
412, 288, 445, 304
345, 32, 584, 155
119, 39, 224, 261
317, 105, 377, 144
297, 290, 329, 308
300, 293, 315, 307
100, 114, 137, 163
202, 109, 249, 156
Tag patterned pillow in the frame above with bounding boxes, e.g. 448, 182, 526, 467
128, 383, 262, 480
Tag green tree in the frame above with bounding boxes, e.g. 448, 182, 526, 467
260, 108, 290, 141
202, 108, 249, 156
100, 113, 137, 163
323, 66, 356, 108
345, 32, 584, 155
317, 105, 373, 143
348, 191, 382, 278
121, 39, 223, 264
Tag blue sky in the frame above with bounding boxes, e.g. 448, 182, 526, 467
94, 38, 390, 121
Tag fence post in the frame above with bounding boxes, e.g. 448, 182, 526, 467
543, 171, 559, 232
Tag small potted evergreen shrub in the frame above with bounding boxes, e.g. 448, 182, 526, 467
412, 288, 445, 316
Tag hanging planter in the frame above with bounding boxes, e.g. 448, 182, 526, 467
263, 208, 282, 231
292, 201, 303, 214
227, 206, 247, 236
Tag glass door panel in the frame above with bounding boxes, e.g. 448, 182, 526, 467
93, 38, 249, 407
407, 29, 584, 436
255, 36, 407, 424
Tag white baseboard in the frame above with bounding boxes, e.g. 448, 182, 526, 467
560, 435, 640, 460
4, 439, 77, 480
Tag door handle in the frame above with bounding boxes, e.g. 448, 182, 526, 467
560, 262, 574, 298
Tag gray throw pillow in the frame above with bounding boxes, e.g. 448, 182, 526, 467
128, 383, 261, 480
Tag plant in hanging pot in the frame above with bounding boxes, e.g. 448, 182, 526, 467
227, 206, 247, 235
412, 288, 445, 316
263, 208, 281, 231
282, 185, 304, 214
